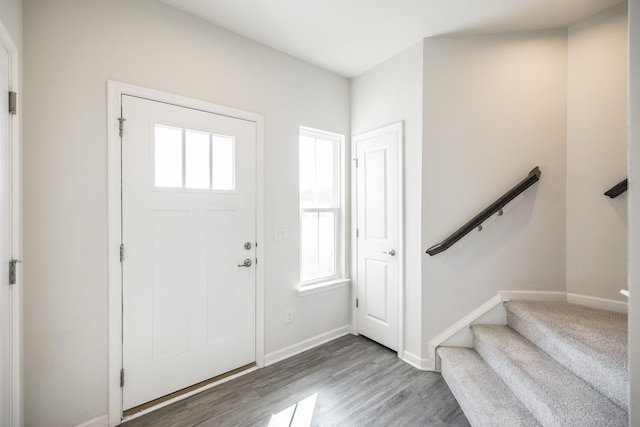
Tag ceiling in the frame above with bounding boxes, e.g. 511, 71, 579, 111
158, 0, 625, 78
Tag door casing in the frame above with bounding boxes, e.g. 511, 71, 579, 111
107, 81, 265, 425
351, 122, 404, 358
0, 19, 20, 427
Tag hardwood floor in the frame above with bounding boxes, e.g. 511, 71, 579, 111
119, 334, 470, 427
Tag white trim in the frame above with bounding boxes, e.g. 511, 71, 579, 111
297, 278, 351, 296
107, 81, 265, 426
567, 293, 628, 313
0, 18, 21, 427
264, 326, 352, 366
351, 122, 404, 357
427, 293, 504, 364
74, 415, 109, 427
255, 116, 266, 370
400, 351, 435, 371
350, 133, 358, 335
499, 290, 567, 302
397, 122, 405, 361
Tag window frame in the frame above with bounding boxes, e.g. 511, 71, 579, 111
151, 121, 237, 192
298, 126, 347, 288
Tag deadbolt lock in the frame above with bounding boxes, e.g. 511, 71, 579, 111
244, 242, 252, 250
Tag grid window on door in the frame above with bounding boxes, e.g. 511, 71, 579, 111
299, 127, 343, 283
154, 124, 236, 190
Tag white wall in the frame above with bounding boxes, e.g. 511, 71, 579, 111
23, 1, 349, 426
350, 42, 424, 361
566, 5, 628, 301
628, 0, 640, 423
421, 31, 568, 348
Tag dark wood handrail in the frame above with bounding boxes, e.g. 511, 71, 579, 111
426, 167, 541, 256
604, 179, 628, 198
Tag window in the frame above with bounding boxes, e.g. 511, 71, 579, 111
299, 127, 344, 284
154, 124, 235, 191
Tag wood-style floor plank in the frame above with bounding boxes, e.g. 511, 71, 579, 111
119, 334, 469, 427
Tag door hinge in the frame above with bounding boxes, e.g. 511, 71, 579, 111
9, 259, 21, 285
356, 298, 359, 308
356, 228, 359, 238
8, 91, 16, 115
119, 244, 124, 262
120, 369, 125, 387
118, 117, 126, 138
353, 157, 359, 168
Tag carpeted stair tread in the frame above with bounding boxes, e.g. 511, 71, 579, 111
438, 346, 540, 427
504, 301, 628, 411
471, 324, 627, 427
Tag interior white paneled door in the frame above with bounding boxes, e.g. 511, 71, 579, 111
121, 95, 257, 410
0, 41, 10, 427
355, 124, 401, 351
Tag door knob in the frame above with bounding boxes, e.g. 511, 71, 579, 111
381, 249, 396, 256
238, 258, 253, 267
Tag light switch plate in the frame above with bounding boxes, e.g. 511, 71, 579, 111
273, 225, 288, 240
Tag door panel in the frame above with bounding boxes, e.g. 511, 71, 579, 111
121, 95, 257, 410
355, 124, 401, 351
364, 148, 388, 239
151, 209, 190, 360
364, 259, 389, 322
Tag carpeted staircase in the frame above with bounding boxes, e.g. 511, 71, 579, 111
438, 301, 628, 426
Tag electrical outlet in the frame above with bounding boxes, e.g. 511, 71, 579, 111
285, 308, 294, 324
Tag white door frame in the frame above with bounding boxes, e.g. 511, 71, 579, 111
0, 18, 21, 427
351, 122, 404, 357
107, 81, 265, 426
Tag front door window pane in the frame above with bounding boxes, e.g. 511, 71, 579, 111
155, 125, 183, 188
185, 130, 210, 189
212, 135, 235, 190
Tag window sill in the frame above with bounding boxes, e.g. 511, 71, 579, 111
297, 278, 351, 296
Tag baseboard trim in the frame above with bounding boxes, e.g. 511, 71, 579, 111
500, 290, 567, 302
264, 325, 352, 366
75, 415, 108, 427
567, 293, 628, 313
401, 350, 435, 371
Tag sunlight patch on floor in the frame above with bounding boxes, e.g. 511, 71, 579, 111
267, 393, 318, 427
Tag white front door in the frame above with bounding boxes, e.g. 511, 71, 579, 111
0, 40, 11, 427
121, 95, 257, 411
354, 123, 402, 351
